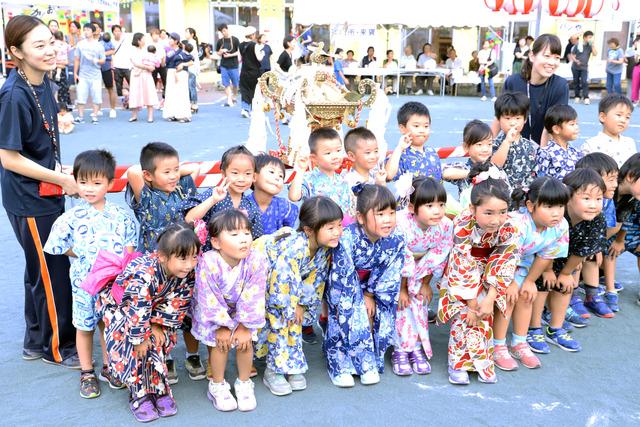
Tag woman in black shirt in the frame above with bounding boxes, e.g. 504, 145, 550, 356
239, 28, 262, 118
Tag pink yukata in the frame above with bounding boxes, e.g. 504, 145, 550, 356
394, 209, 453, 357
190, 249, 267, 346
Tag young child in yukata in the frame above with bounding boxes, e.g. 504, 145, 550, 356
534, 169, 607, 354
190, 210, 267, 412
438, 163, 520, 385
248, 154, 298, 235
97, 223, 200, 423
385, 101, 442, 182
490, 176, 569, 371
184, 145, 263, 248
254, 196, 343, 396
491, 91, 538, 193
126, 142, 205, 383
44, 150, 137, 399
581, 94, 636, 168
392, 177, 453, 376
535, 105, 582, 181
324, 185, 405, 387
343, 127, 387, 189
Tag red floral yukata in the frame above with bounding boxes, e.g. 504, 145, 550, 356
97, 253, 195, 400
437, 210, 519, 379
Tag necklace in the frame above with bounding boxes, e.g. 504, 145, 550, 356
17, 68, 60, 162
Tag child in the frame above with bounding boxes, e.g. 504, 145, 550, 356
492, 176, 569, 371
44, 150, 138, 399
536, 104, 582, 180
57, 103, 75, 134
443, 119, 494, 198
491, 91, 538, 192
191, 210, 267, 412
184, 145, 263, 246
248, 154, 299, 235
255, 196, 343, 396
343, 127, 387, 188
324, 185, 405, 387
126, 142, 205, 382
581, 94, 636, 168
144, 45, 161, 69
393, 178, 453, 376
385, 101, 442, 181
97, 223, 200, 423
438, 163, 520, 385
530, 169, 607, 354
52, 30, 71, 107
605, 38, 625, 95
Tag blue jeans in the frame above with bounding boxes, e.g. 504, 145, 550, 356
188, 72, 197, 104
606, 72, 622, 94
572, 67, 589, 99
480, 74, 495, 97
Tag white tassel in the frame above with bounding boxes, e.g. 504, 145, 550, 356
366, 89, 391, 162
245, 85, 268, 154
288, 91, 310, 164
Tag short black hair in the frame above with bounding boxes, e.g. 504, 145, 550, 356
344, 127, 376, 153
217, 23, 228, 32
397, 101, 430, 126
494, 91, 529, 119
598, 93, 634, 117
147, 45, 156, 54
157, 222, 201, 258
140, 142, 179, 173
220, 145, 255, 171
468, 161, 511, 206
283, 35, 294, 49
563, 168, 606, 197
347, 50, 354, 55
131, 32, 144, 47
308, 127, 341, 154
183, 41, 193, 53
619, 152, 640, 183
355, 184, 397, 215
583, 30, 594, 38
575, 152, 619, 177
544, 104, 578, 133
111, 24, 122, 32
53, 31, 64, 41
83, 23, 95, 31
386, 49, 393, 55
410, 176, 447, 211
512, 176, 569, 209
367, 46, 374, 52
335, 48, 344, 55
255, 153, 286, 176
298, 196, 343, 234
207, 209, 251, 238
463, 119, 492, 147
73, 149, 116, 181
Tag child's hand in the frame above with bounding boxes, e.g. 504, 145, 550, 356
294, 304, 305, 325
542, 270, 557, 290
151, 323, 165, 347
233, 325, 253, 352
134, 339, 152, 359
374, 168, 387, 185
477, 296, 494, 319
556, 272, 575, 294
519, 279, 537, 304
210, 178, 229, 203
608, 239, 625, 258
398, 134, 412, 151
505, 281, 519, 306
417, 279, 433, 305
505, 126, 519, 144
215, 327, 232, 352
295, 155, 309, 172
364, 293, 376, 320
465, 309, 479, 327
397, 286, 410, 311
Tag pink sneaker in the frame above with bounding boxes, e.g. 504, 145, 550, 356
493, 344, 518, 371
509, 342, 541, 369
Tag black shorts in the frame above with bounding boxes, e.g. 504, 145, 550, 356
101, 69, 114, 89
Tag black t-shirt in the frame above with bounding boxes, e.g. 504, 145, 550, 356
215, 36, 240, 69
240, 41, 261, 75
277, 50, 292, 72
503, 73, 569, 144
0, 71, 64, 216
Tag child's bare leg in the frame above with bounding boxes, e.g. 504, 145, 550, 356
236, 345, 253, 382
548, 291, 571, 329
492, 304, 513, 341
530, 291, 548, 328
603, 256, 616, 292
146, 106, 154, 121
512, 298, 534, 337
210, 347, 229, 383
98, 320, 108, 366
76, 330, 94, 371
184, 330, 199, 354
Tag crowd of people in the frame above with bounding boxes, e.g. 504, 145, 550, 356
2, 15, 640, 424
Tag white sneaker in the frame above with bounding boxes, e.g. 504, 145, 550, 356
574, 97, 581, 104
262, 368, 292, 396
234, 378, 257, 412
109, 109, 117, 119
287, 373, 307, 391
491, 96, 497, 102
96, 110, 104, 116
427, 89, 434, 96
207, 380, 238, 411
360, 370, 380, 385
414, 89, 423, 95
583, 98, 590, 105
480, 96, 487, 101
240, 109, 250, 118
330, 373, 355, 388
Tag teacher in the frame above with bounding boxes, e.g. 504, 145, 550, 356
0, 16, 79, 367
498, 33, 569, 146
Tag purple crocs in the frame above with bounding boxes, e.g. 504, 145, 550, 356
129, 396, 159, 423
408, 350, 431, 375
392, 351, 413, 376
154, 394, 178, 417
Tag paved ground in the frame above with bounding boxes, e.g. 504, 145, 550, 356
1, 88, 640, 426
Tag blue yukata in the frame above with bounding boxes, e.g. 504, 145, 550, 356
253, 228, 331, 375
248, 193, 298, 235
603, 198, 617, 228
126, 175, 197, 253
535, 140, 582, 181
324, 223, 405, 375
44, 200, 137, 331
300, 168, 354, 220
615, 197, 640, 257
392, 144, 442, 181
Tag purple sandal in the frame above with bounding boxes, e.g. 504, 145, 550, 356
154, 394, 178, 417
392, 351, 412, 376
408, 350, 431, 375
129, 396, 159, 423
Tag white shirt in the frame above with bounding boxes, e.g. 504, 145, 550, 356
445, 57, 463, 70
477, 48, 492, 65
417, 54, 436, 70
582, 131, 638, 167
112, 34, 133, 69
400, 54, 417, 69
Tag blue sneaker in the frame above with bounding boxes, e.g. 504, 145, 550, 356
541, 309, 575, 330
599, 278, 624, 292
570, 294, 590, 319
564, 306, 589, 328
526, 328, 550, 354
604, 292, 620, 312
584, 294, 615, 318
545, 327, 581, 352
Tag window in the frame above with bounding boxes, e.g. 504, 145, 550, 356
145, 0, 160, 32
119, 2, 132, 32
238, 7, 259, 30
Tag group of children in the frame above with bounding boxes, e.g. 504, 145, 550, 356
40, 94, 640, 422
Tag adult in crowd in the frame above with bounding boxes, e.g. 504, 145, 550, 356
445, 47, 463, 92
238, 27, 262, 119
382, 49, 398, 94
512, 36, 529, 75
276, 35, 294, 75
94, 22, 117, 118
162, 33, 193, 122
563, 34, 578, 63
66, 21, 81, 82
416, 43, 437, 95
128, 32, 158, 123
468, 49, 480, 72
185, 27, 200, 113
215, 23, 240, 107
47, 19, 59, 34
627, 35, 640, 102
111, 25, 132, 109
569, 30, 597, 104
499, 33, 569, 146
0, 15, 79, 368
149, 29, 167, 103
344, 49, 358, 88
477, 40, 497, 101
258, 33, 273, 74
399, 45, 417, 95
73, 23, 105, 124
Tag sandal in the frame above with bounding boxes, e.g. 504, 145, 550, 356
391, 351, 412, 376
130, 395, 159, 423
154, 394, 178, 417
